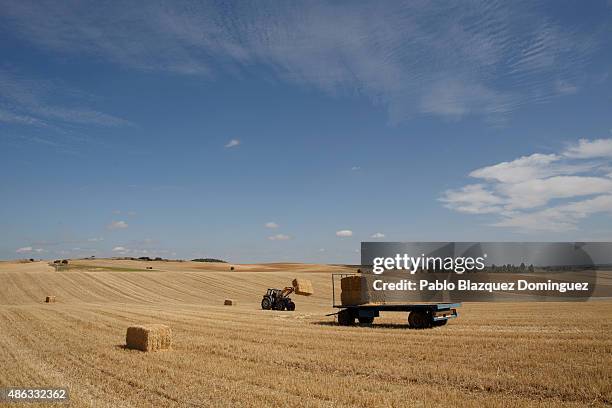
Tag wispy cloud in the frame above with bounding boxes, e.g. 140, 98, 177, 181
336, 230, 353, 237
107, 220, 128, 230
264, 222, 279, 229
0, 69, 131, 131
0, 109, 47, 126
370, 232, 385, 239
112, 210, 137, 216
1, 1, 605, 123
110, 242, 173, 257
15, 246, 45, 254
224, 139, 240, 148
555, 79, 579, 95
268, 233, 290, 241
440, 138, 612, 231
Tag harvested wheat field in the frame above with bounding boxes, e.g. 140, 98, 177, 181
0, 260, 610, 407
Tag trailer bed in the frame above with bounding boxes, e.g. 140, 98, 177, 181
335, 302, 461, 311
331, 273, 460, 328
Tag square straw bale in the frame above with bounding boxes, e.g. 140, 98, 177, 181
126, 324, 172, 352
292, 278, 314, 296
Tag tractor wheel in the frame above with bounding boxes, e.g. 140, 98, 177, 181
408, 311, 431, 329
337, 309, 355, 326
287, 301, 296, 311
261, 297, 272, 310
358, 316, 374, 325
274, 302, 284, 311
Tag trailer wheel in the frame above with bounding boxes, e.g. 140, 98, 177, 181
261, 297, 272, 310
358, 316, 374, 325
408, 311, 416, 327
287, 301, 296, 311
432, 319, 447, 327
408, 311, 430, 329
337, 309, 355, 326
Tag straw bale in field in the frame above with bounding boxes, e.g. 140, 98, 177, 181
126, 324, 172, 352
45, 296, 56, 303
224, 299, 235, 305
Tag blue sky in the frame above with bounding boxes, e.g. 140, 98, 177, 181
1, 1, 611, 263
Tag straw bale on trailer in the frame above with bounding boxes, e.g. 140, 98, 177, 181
45, 296, 56, 303
343, 275, 389, 304
341, 275, 362, 291
340, 292, 362, 305
292, 278, 314, 296
224, 299, 235, 305
340, 276, 365, 305
126, 324, 172, 352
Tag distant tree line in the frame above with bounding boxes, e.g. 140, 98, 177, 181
116, 256, 166, 261
192, 258, 227, 263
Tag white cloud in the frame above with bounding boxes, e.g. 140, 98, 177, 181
441, 138, 612, 231
112, 246, 127, 252
564, 138, 612, 159
1, 2, 604, 123
87, 237, 104, 242
225, 139, 240, 148
469, 153, 598, 185
492, 210, 576, 232
493, 195, 612, 232
107, 220, 128, 229
336, 230, 353, 237
440, 184, 504, 214
351, 166, 360, 171
264, 222, 279, 229
370, 232, 385, 239
499, 176, 612, 209
268, 234, 290, 241
469, 154, 561, 183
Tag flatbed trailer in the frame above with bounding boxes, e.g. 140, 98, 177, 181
330, 273, 460, 328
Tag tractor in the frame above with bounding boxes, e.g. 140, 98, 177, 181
261, 287, 296, 311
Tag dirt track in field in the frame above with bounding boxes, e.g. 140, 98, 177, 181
0, 260, 610, 407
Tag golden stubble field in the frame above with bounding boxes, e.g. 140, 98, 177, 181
0, 259, 610, 407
